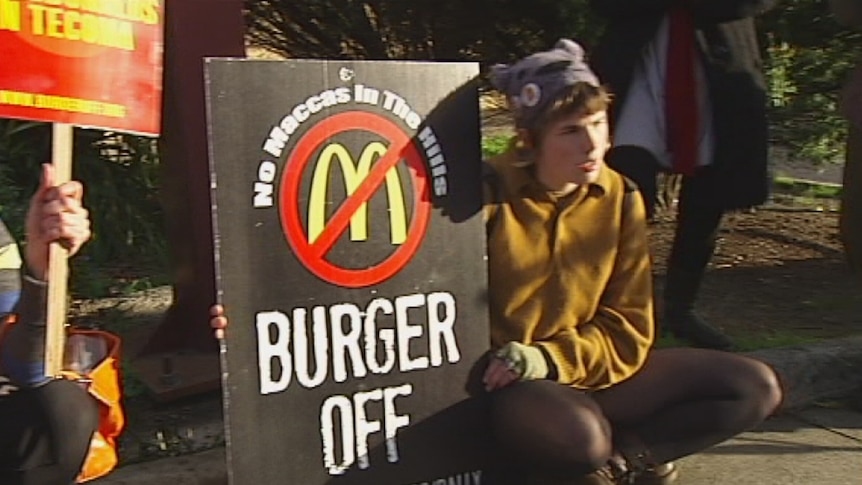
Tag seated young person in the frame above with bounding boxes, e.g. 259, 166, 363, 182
0, 164, 97, 485
210, 39, 783, 485
480, 39, 782, 484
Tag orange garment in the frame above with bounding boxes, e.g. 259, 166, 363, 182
0, 318, 124, 483
484, 149, 654, 389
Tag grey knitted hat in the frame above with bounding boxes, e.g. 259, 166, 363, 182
490, 39, 600, 129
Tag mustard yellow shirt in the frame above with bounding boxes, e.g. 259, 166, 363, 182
485, 149, 654, 390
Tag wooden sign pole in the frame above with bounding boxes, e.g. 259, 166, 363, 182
44, 122, 73, 377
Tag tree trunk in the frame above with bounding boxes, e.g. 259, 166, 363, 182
840, 126, 862, 279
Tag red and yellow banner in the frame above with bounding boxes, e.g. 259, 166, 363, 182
0, 0, 163, 135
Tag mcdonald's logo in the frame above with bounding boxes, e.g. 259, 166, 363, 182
308, 141, 408, 245
281, 110, 431, 288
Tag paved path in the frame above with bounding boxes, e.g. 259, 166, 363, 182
677, 406, 862, 485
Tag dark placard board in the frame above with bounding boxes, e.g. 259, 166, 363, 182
206, 59, 494, 485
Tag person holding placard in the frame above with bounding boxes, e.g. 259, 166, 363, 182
480, 39, 782, 484
0, 164, 97, 485
210, 39, 784, 485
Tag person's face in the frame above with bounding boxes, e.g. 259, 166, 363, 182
531, 109, 610, 191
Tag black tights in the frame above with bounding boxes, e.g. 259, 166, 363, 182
0, 379, 98, 485
489, 348, 782, 479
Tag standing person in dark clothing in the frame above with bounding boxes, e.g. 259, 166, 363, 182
0, 164, 96, 485
589, 0, 777, 350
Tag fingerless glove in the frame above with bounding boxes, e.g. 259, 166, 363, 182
494, 341, 550, 380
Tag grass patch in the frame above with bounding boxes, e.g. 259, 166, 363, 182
654, 331, 822, 352
731, 332, 823, 352
772, 176, 842, 199
482, 134, 512, 158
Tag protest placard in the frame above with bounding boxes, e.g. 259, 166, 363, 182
207, 59, 493, 485
0, 0, 164, 135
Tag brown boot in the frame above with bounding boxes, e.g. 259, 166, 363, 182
578, 461, 679, 485
634, 462, 679, 485
577, 466, 624, 485
582, 457, 637, 485
614, 433, 680, 485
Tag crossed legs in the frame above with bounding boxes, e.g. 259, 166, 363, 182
489, 348, 782, 480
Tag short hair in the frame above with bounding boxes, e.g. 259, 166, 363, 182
525, 82, 612, 143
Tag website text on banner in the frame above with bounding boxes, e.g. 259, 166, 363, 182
0, 0, 164, 135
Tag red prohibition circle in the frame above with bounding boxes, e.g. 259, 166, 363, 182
279, 111, 431, 288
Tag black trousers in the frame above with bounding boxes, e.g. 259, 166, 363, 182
0, 379, 98, 485
609, 146, 723, 276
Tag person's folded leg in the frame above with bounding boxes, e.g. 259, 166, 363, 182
0, 379, 98, 485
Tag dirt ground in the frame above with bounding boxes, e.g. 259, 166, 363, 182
650, 206, 862, 347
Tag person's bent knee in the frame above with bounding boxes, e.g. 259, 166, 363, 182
36, 380, 99, 472
723, 355, 784, 424
37, 379, 99, 433
5, 381, 99, 485
538, 395, 611, 472
563, 409, 612, 471
490, 381, 612, 473
747, 359, 784, 418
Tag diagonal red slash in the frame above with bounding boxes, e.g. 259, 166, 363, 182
279, 110, 431, 288
309, 139, 408, 258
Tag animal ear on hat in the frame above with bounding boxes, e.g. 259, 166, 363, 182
554, 38, 586, 61
489, 63, 513, 93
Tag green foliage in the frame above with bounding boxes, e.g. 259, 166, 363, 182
760, 1, 862, 164
482, 134, 512, 158
243, 0, 600, 65
0, 120, 51, 237
773, 176, 843, 199
655, 331, 821, 351
0, 119, 169, 298
73, 130, 167, 266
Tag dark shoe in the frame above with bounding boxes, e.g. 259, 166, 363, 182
579, 464, 631, 485
579, 461, 679, 485
664, 309, 734, 350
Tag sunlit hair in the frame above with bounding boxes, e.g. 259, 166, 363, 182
512, 82, 612, 165
525, 82, 612, 141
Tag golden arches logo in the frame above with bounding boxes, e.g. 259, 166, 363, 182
307, 141, 408, 245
